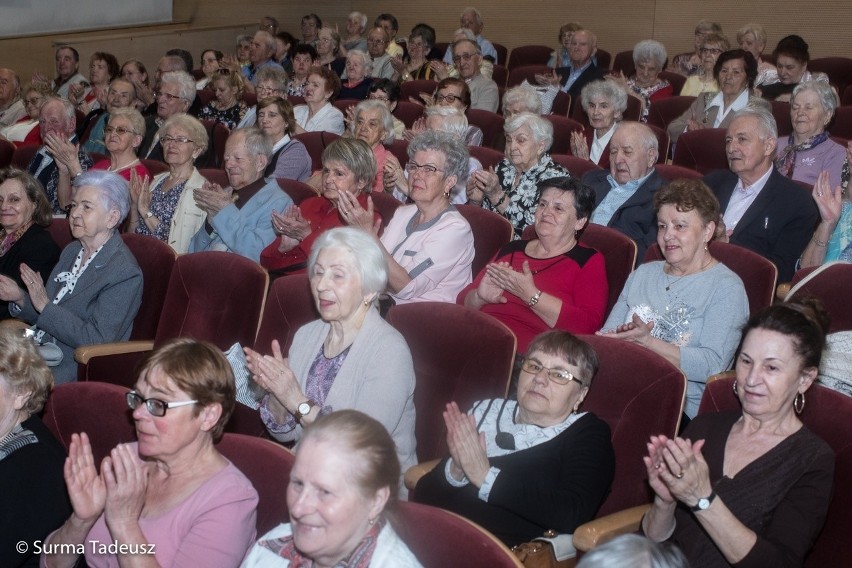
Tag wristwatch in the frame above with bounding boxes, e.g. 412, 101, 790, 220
690, 490, 717, 512
293, 400, 316, 425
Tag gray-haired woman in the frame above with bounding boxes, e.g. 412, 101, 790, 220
349, 99, 394, 192
610, 40, 673, 123
571, 80, 629, 168
0, 170, 142, 383
246, 226, 417, 475
467, 112, 569, 237
339, 50, 373, 100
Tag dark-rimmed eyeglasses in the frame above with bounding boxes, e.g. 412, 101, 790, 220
521, 358, 585, 386
126, 391, 198, 417
104, 126, 138, 136
405, 162, 444, 176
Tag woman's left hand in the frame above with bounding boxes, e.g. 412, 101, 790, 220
570, 131, 590, 160
19, 263, 49, 312
657, 437, 713, 508
813, 170, 842, 225
102, 443, 148, 534
339, 190, 380, 235
245, 340, 304, 412
598, 313, 654, 346
444, 402, 490, 487
484, 261, 537, 302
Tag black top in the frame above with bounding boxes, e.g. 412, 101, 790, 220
0, 224, 60, 319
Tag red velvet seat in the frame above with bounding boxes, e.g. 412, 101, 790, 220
698, 377, 852, 568
121, 233, 176, 340
11, 144, 38, 169
611, 50, 635, 77
647, 124, 670, 163
543, 115, 584, 154
293, 131, 341, 172
551, 91, 571, 116
468, 145, 504, 171
198, 168, 229, 187
195, 88, 214, 107
254, 273, 318, 355
654, 163, 703, 180
671, 128, 728, 174
770, 100, 793, 136
140, 158, 169, 176
808, 56, 852, 96
46, 218, 74, 250
658, 71, 685, 96
550, 154, 603, 178
399, 80, 438, 104
387, 139, 409, 169
596, 50, 612, 70
506, 64, 551, 88
209, 122, 230, 169
491, 64, 509, 88
466, 108, 505, 149
829, 106, 852, 140
386, 302, 516, 462
784, 263, 852, 332
0, 138, 15, 167
396, 501, 524, 567
507, 45, 553, 70
644, 241, 778, 317
241, 92, 257, 107
493, 44, 509, 67
393, 101, 425, 128
332, 98, 358, 117
455, 203, 514, 276
842, 85, 852, 106
370, 190, 402, 229
276, 178, 317, 205
645, 95, 696, 132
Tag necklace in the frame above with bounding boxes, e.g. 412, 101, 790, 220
665, 255, 714, 291
108, 158, 140, 173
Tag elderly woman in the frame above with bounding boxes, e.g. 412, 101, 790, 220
345, 131, 474, 305
317, 28, 345, 77
461, 177, 608, 353
91, 108, 150, 180
339, 50, 373, 100
257, 97, 311, 182
368, 79, 405, 138
642, 298, 834, 567
0, 171, 142, 383
0, 331, 70, 568
736, 24, 776, 87
349, 99, 394, 193
129, 114, 209, 253
467, 112, 569, 237
775, 80, 846, 188
612, 40, 673, 123
293, 66, 345, 134
600, 179, 748, 417
0, 82, 51, 146
404, 78, 484, 146
668, 50, 757, 145
571, 80, 629, 168
43, 339, 259, 567
237, 66, 290, 129
248, 227, 416, 473
502, 84, 542, 118
680, 33, 730, 96
288, 45, 317, 98
197, 48, 224, 89
198, 70, 249, 129
260, 138, 380, 273
548, 23, 584, 68
759, 35, 828, 102
397, 25, 438, 82
341, 11, 369, 56
242, 410, 421, 567
68, 52, 119, 115
0, 169, 60, 319
414, 330, 616, 546
120, 59, 150, 112
672, 20, 723, 77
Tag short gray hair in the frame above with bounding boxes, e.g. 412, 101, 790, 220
352, 100, 394, 145
42, 96, 75, 124
504, 112, 554, 153
425, 105, 468, 139
308, 227, 388, 300
231, 127, 272, 158
461, 7, 483, 26
73, 170, 130, 224
347, 50, 373, 75
255, 66, 289, 91
615, 121, 659, 153
502, 85, 542, 115
792, 80, 838, 119
576, 534, 688, 568
254, 30, 277, 54
160, 71, 196, 101
633, 39, 667, 69
321, 138, 377, 191
452, 28, 476, 43
732, 102, 778, 140
349, 11, 368, 33
580, 80, 628, 116
159, 113, 209, 153
452, 38, 481, 55
109, 107, 146, 139
408, 130, 469, 182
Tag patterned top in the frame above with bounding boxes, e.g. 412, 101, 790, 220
483, 154, 569, 237
0, 422, 38, 461
198, 100, 249, 129
135, 178, 188, 242
628, 79, 673, 123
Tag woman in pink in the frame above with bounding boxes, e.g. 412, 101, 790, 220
41, 339, 258, 568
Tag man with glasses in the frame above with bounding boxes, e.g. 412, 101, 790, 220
365, 27, 395, 80
242, 30, 285, 87
138, 71, 200, 163
442, 7, 498, 65
374, 13, 403, 58
81, 78, 136, 153
189, 128, 292, 262
539, 29, 606, 114
452, 39, 498, 112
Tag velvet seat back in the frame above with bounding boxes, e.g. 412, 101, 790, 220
466, 109, 505, 149
455, 204, 514, 277
293, 131, 341, 172
0, 138, 14, 168
506, 64, 550, 88
786, 263, 852, 332
121, 233, 176, 341
276, 178, 317, 205
645, 95, 695, 132
11, 144, 38, 170
507, 45, 553, 70
543, 115, 584, 154
386, 302, 517, 462
578, 334, 686, 516
46, 218, 74, 250
672, 128, 728, 174
254, 273, 319, 357
399, 80, 438, 104
549, 154, 603, 178
393, 101, 425, 129
699, 378, 852, 568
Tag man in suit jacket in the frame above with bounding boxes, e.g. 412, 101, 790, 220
552, 30, 607, 114
703, 105, 818, 282
583, 122, 662, 263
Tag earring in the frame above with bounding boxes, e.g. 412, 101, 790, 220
704, 242, 709, 251
443, 191, 450, 198
368, 517, 375, 526
363, 298, 370, 306
794, 391, 805, 415
732, 379, 738, 398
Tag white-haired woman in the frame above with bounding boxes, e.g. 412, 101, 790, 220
316, 27, 345, 77
611, 40, 673, 123
501, 84, 542, 119
467, 112, 569, 237
341, 11, 369, 56
246, 227, 417, 475
339, 50, 373, 100
348, 100, 394, 192
571, 80, 629, 168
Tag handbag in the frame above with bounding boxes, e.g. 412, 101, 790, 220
37, 341, 64, 367
512, 530, 576, 568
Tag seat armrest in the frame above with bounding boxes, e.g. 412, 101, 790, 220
75, 340, 155, 364
707, 369, 735, 384
572, 504, 650, 551
404, 459, 441, 491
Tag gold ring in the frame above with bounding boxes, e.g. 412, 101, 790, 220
676, 470, 685, 479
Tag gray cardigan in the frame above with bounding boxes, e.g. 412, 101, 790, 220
12, 233, 142, 384
276, 308, 418, 473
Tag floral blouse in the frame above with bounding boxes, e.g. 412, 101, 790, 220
628, 79, 673, 123
135, 178, 187, 242
483, 154, 569, 238
198, 100, 249, 129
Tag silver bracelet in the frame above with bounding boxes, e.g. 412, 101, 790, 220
528, 289, 542, 307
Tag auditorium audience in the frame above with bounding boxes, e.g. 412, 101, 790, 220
367, 79, 405, 138
442, 7, 499, 64
71, 108, 150, 183
338, 50, 373, 100
316, 27, 345, 77
293, 67, 345, 135
47, 46, 89, 100
799, 148, 852, 267
679, 33, 728, 96
242, 30, 285, 87
365, 27, 395, 81
198, 70, 249, 129
79, 77, 137, 154
611, 40, 673, 123
541, 29, 607, 114
341, 11, 369, 56
405, 78, 484, 146
287, 45, 318, 97
450, 39, 499, 113
237, 66, 289, 129
375, 13, 403, 59
68, 52, 119, 115
119, 58, 150, 111
138, 70, 197, 161
395, 24, 438, 82
548, 23, 584, 69
196, 48, 224, 90
736, 23, 777, 87
571, 80, 629, 168
300, 13, 322, 47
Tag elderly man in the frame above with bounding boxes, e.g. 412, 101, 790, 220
0, 69, 25, 128
452, 39, 499, 112
704, 105, 818, 281
375, 13, 404, 58
301, 13, 322, 47
138, 71, 198, 162
51, 46, 89, 99
549, 30, 607, 113
136, 54, 201, 116
365, 27, 395, 80
189, 128, 292, 262
81, 78, 136, 153
27, 97, 92, 213
583, 122, 664, 262
443, 7, 498, 64
243, 30, 285, 85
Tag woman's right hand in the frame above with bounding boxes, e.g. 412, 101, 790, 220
470, 168, 500, 201
0, 274, 25, 304
643, 435, 676, 504
245, 341, 303, 411
474, 269, 507, 305
813, 170, 842, 225
272, 205, 311, 241
65, 433, 107, 523
570, 131, 590, 159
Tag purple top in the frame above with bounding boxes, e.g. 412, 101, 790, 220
776, 135, 847, 188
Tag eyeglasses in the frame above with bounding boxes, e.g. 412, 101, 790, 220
214, 68, 232, 75
520, 358, 585, 386
405, 161, 444, 176
24, 97, 43, 106
256, 85, 282, 94
700, 47, 723, 55
105, 125, 138, 136
155, 91, 185, 102
367, 39, 387, 45
160, 135, 195, 145
126, 391, 198, 417
452, 52, 477, 63
435, 94, 461, 104
368, 95, 390, 102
